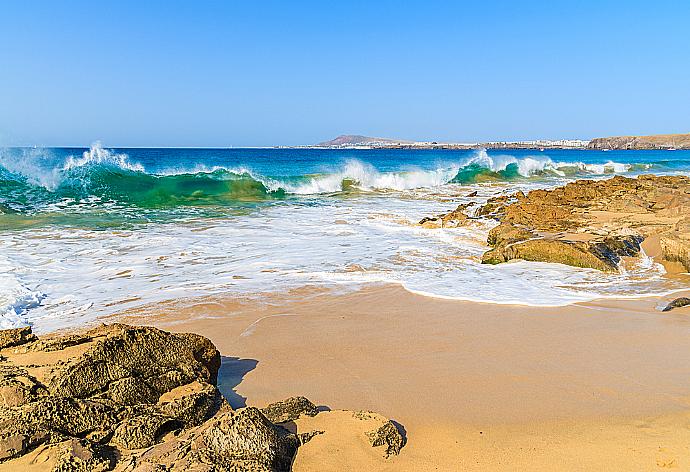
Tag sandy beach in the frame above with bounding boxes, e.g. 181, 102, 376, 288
112, 284, 690, 470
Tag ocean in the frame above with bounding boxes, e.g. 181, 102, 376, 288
1, 144, 689, 331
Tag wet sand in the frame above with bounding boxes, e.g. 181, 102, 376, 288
117, 284, 690, 470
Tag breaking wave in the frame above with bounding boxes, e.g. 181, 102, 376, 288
0, 145, 663, 213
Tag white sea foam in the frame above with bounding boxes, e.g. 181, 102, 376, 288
279, 160, 461, 194
0, 255, 44, 329
1, 182, 684, 332
62, 142, 145, 173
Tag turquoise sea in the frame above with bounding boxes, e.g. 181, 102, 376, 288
2, 144, 689, 331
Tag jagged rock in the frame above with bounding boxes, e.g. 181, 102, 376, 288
33, 333, 91, 352
483, 239, 617, 271
0, 327, 36, 350
486, 223, 535, 247
0, 364, 42, 407
662, 297, 690, 312
366, 420, 405, 458
193, 407, 299, 471
261, 396, 319, 424
483, 223, 643, 272
0, 396, 118, 458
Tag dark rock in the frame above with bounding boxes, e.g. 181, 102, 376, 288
261, 396, 319, 424
662, 297, 690, 312
366, 420, 405, 458
0, 327, 37, 350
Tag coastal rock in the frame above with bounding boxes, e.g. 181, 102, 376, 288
0, 324, 223, 464
46, 324, 221, 402
0, 324, 406, 470
366, 420, 405, 458
261, 396, 319, 424
661, 298, 690, 312
421, 175, 690, 272
0, 327, 36, 350
660, 235, 690, 272
111, 409, 178, 450
125, 406, 300, 471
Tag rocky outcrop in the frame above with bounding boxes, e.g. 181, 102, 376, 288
0, 324, 405, 471
0, 327, 36, 350
588, 133, 690, 150
421, 175, 690, 272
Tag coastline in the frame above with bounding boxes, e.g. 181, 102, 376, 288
112, 284, 690, 470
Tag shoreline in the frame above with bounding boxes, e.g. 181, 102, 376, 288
110, 284, 690, 470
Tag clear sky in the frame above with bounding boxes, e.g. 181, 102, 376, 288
1, 0, 689, 147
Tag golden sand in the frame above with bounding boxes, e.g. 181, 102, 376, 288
115, 284, 690, 470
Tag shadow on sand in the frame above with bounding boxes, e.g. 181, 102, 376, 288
217, 356, 259, 408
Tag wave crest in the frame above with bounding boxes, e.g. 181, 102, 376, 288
0, 145, 663, 213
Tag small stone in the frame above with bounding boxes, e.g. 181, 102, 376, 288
261, 396, 319, 424
662, 297, 690, 312
366, 420, 405, 458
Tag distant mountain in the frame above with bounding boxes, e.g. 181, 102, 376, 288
316, 135, 413, 147
588, 133, 690, 150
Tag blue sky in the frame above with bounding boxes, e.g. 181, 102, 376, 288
1, 0, 689, 147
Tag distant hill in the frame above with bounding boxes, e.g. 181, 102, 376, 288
316, 135, 413, 147
588, 133, 690, 150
